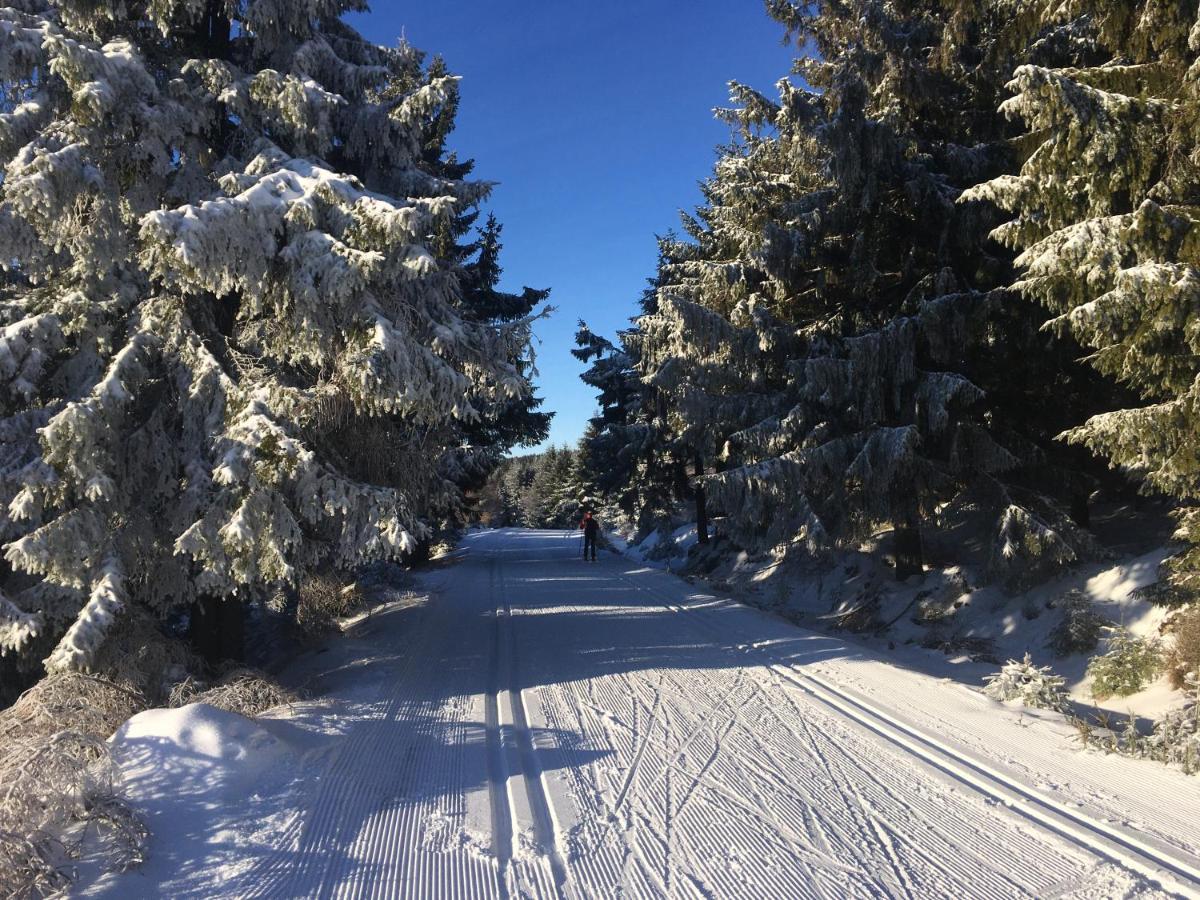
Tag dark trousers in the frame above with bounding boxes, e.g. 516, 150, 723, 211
583, 532, 597, 560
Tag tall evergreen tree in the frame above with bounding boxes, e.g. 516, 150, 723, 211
0, 1, 540, 668
574, 317, 688, 534
497, 479, 520, 527
369, 61, 551, 530
574, 323, 643, 518
629, 0, 1106, 581
457, 213, 552, 461
965, 0, 1200, 602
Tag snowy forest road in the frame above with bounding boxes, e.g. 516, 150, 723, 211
92, 529, 1200, 899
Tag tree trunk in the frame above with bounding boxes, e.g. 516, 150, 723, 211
672, 462, 689, 502
206, 1, 232, 56
894, 515, 923, 581
220, 594, 245, 661
189, 595, 245, 663
189, 596, 217, 660
694, 454, 709, 545
1070, 490, 1091, 529
407, 538, 433, 567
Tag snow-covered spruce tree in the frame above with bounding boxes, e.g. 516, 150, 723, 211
451, 213, 552, 494
572, 319, 675, 533
502, 455, 537, 524
983, 653, 1069, 712
1087, 627, 1164, 700
521, 445, 578, 528
496, 479, 520, 527
632, 0, 1103, 582
318, 64, 549, 550
0, 1, 537, 670
1144, 673, 1200, 774
631, 80, 822, 555
964, 1, 1200, 604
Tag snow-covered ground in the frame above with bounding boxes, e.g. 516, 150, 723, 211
79, 529, 1200, 898
696, 541, 1187, 723
609, 522, 701, 568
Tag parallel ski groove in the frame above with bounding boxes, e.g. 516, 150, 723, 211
556, 564, 1108, 897
781, 660, 1200, 892
236, 561, 503, 900
496, 554, 572, 898
485, 556, 515, 892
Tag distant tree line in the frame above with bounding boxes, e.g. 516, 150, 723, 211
474, 445, 595, 530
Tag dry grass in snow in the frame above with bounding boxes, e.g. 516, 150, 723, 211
0, 674, 149, 898
169, 667, 299, 718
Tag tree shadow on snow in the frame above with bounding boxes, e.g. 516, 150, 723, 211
103, 708, 607, 899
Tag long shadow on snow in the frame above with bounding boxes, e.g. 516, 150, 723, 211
94, 531, 864, 898
469, 529, 855, 693
482, 529, 1166, 739
109, 708, 608, 899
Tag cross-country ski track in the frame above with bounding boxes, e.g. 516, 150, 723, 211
84, 529, 1200, 899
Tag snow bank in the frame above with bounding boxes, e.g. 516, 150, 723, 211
77, 705, 323, 896
108, 702, 317, 832
114, 703, 297, 769
619, 534, 1187, 722
614, 523, 699, 568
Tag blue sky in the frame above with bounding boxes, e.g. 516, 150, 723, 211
347, 3, 798, 453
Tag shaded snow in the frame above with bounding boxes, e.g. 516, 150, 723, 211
609, 522, 699, 569
701, 540, 1187, 723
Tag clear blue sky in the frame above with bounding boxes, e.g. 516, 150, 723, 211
348, 3, 798, 453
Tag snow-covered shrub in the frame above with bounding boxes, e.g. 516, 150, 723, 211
0, 674, 148, 897
0, 673, 145, 746
1166, 605, 1200, 690
987, 499, 1095, 595
1087, 628, 1164, 700
832, 595, 884, 634
922, 628, 998, 664
1143, 675, 1200, 775
1072, 675, 1200, 774
912, 574, 970, 625
0, 731, 146, 898
295, 571, 361, 639
169, 667, 296, 718
1047, 590, 1111, 657
914, 592, 954, 624
983, 654, 1069, 711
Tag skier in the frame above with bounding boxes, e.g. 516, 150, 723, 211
580, 510, 599, 561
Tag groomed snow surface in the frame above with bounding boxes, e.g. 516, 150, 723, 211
80, 530, 1200, 899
